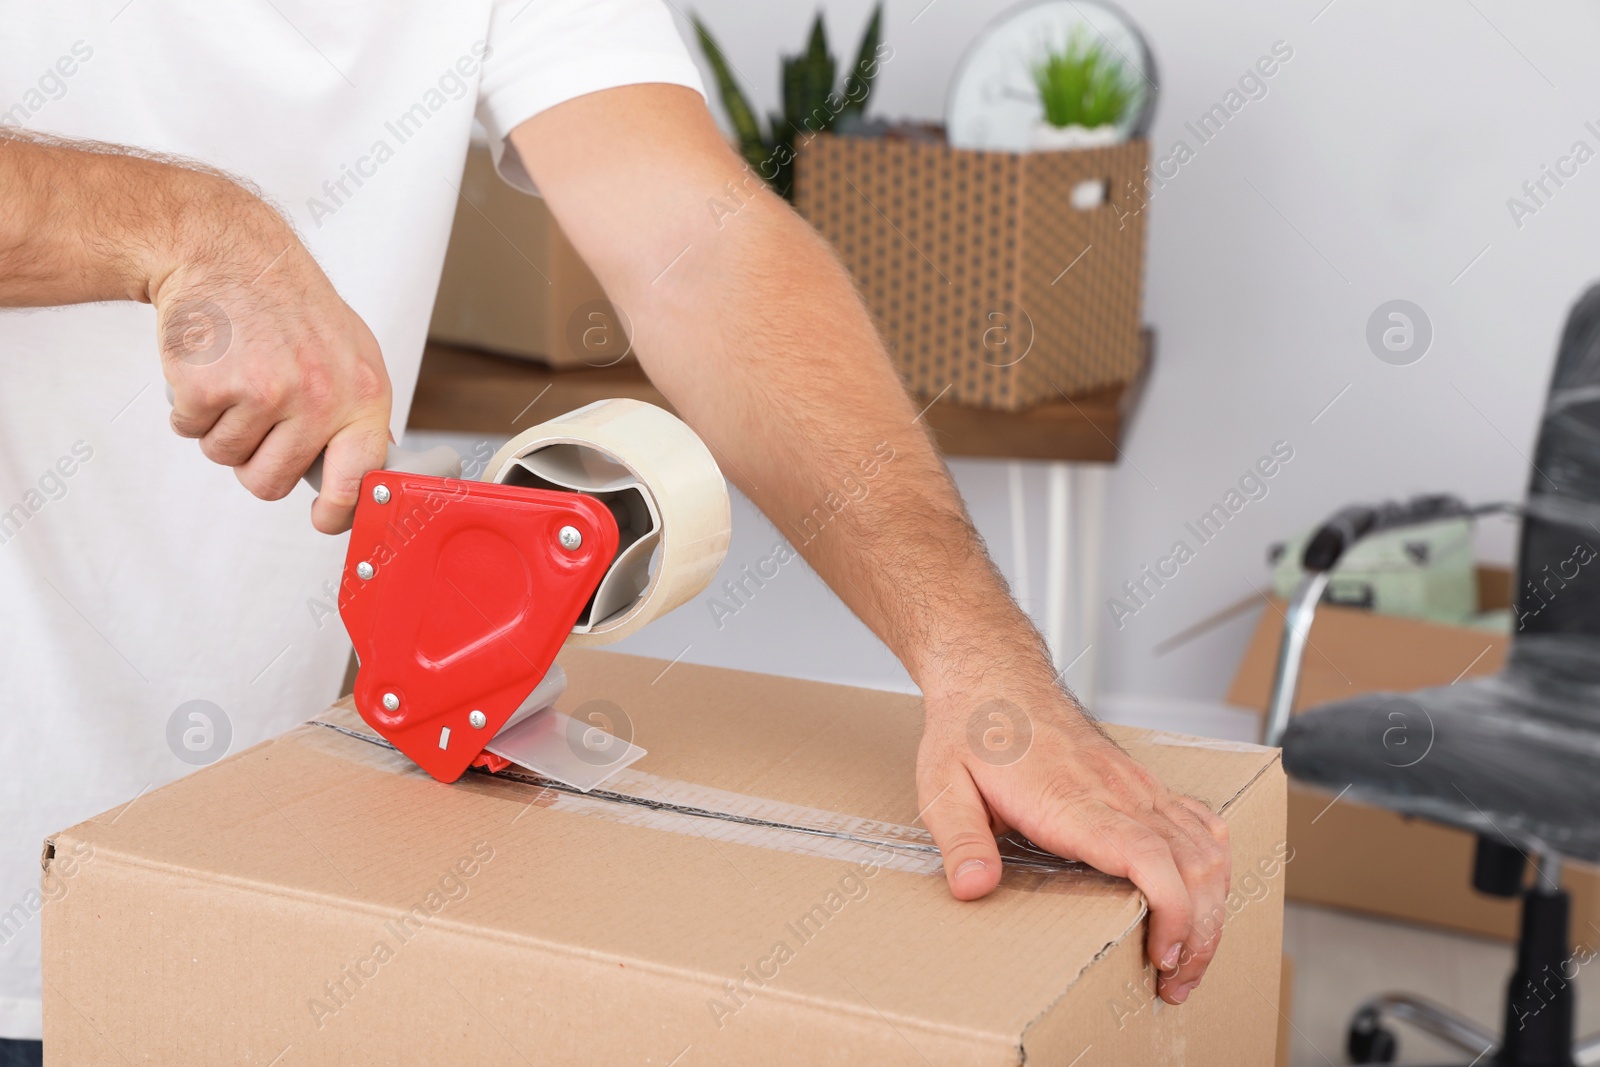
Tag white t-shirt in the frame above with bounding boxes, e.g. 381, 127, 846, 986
0, 0, 702, 1039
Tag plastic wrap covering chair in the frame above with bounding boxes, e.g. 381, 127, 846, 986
1264, 284, 1600, 1066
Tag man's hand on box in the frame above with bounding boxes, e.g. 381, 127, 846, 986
917, 681, 1231, 1006
155, 184, 392, 533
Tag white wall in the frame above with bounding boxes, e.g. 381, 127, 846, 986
431, 0, 1600, 713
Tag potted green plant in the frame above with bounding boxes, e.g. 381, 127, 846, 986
1029, 29, 1135, 152
693, 5, 885, 200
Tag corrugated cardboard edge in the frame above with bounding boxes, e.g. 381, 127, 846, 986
1277, 955, 1294, 1067
1019, 750, 1287, 1066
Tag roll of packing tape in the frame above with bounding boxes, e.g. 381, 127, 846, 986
484, 399, 731, 645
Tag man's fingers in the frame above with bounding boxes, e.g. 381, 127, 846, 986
920, 768, 1003, 900
1150, 807, 1230, 1003
170, 390, 226, 440
200, 404, 275, 468
1159, 799, 1232, 1003
931, 708, 1236, 1007
1176, 794, 1231, 850
309, 419, 390, 533
1030, 803, 1194, 983
236, 419, 327, 503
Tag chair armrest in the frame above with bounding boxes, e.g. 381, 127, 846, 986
1261, 572, 1332, 746
1259, 494, 1517, 746
1301, 494, 1516, 572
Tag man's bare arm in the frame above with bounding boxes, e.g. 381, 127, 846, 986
0, 130, 390, 531
511, 85, 1231, 1005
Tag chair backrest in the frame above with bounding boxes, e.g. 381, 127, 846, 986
1515, 283, 1600, 639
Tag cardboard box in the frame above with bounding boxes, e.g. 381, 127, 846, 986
1276, 955, 1293, 1067
794, 134, 1148, 412
1229, 567, 1512, 715
430, 145, 629, 369
1227, 567, 1600, 945
45, 650, 1286, 1065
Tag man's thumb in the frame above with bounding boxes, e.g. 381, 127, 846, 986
920, 769, 1003, 900
310, 420, 390, 534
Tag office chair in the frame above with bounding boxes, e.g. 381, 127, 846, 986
1263, 284, 1600, 1066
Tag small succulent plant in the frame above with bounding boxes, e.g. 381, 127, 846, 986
693, 5, 884, 199
1031, 29, 1137, 130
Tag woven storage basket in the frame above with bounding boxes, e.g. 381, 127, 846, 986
794, 134, 1148, 411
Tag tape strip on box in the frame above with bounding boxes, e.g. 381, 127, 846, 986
310, 718, 1090, 878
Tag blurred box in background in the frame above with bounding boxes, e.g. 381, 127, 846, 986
794, 134, 1148, 412
1269, 517, 1486, 627
430, 145, 631, 370
1229, 566, 1600, 948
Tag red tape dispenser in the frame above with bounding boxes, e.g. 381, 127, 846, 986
340, 472, 619, 783
338, 399, 731, 787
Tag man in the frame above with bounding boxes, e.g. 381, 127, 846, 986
0, 2, 1228, 1057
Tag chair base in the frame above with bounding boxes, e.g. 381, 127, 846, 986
1342, 879, 1594, 1066
1347, 993, 1494, 1062
1336, 864, 1600, 1067
1347, 992, 1600, 1065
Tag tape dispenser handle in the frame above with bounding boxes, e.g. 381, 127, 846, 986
299, 444, 461, 493
163, 383, 462, 490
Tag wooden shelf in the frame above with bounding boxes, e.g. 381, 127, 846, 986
409, 334, 1150, 464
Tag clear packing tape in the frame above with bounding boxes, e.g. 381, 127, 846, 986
486, 399, 731, 644
311, 716, 1091, 880
442, 399, 731, 789
481, 666, 651, 792
1284, 284, 1600, 861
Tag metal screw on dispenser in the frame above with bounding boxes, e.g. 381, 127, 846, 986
372, 484, 391, 504
558, 525, 583, 551
382, 692, 400, 712
469, 710, 487, 729
356, 561, 375, 580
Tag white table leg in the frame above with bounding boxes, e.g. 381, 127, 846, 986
1044, 462, 1072, 675
1073, 465, 1108, 707
1007, 461, 1030, 610
1020, 462, 1106, 706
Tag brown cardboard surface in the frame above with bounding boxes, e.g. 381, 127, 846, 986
1225, 600, 1508, 718
1227, 571, 1600, 944
429, 145, 624, 369
1282, 781, 1522, 936
794, 135, 1147, 412
1276, 955, 1293, 1067
45, 650, 1285, 1065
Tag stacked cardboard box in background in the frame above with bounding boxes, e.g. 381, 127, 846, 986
429, 145, 629, 370
430, 135, 1151, 413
